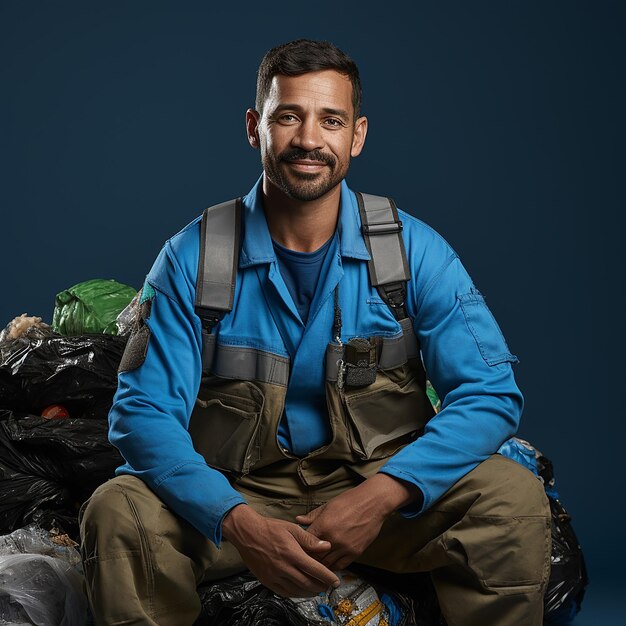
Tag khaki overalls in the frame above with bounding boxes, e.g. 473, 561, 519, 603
80, 323, 551, 626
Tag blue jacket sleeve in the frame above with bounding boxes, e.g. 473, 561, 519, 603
109, 238, 246, 546
380, 217, 523, 514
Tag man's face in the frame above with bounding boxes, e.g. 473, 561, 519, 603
247, 70, 367, 202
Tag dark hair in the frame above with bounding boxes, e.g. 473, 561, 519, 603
255, 39, 362, 120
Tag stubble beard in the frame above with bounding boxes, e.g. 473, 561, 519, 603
262, 149, 349, 202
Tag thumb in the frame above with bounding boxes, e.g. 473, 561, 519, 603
291, 525, 331, 553
295, 504, 326, 526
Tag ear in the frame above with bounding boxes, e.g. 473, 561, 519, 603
246, 108, 261, 149
350, 116, 368, 158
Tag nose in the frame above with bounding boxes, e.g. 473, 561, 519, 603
292, 118, 324, 152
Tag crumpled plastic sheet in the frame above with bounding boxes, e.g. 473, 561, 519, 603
498, 436, 560, 499
290, 570, 397, 625
0, 525, 80, 567
0, 330, 127, 420
115, 291, 141, 337
0, 553, 87, 626
497, 437, 539, 475
0, 525, 86, 626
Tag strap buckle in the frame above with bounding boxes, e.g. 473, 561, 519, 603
379, 283, 408, 320
196, 308, 223, 334
385, 284, 407, 309
361, 220, 403, 236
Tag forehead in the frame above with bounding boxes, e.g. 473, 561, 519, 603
264, 70, 353, 114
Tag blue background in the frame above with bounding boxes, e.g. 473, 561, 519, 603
1, 1, 624, 623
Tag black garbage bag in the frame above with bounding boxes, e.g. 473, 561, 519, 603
543, 498, 589, 624
0, 411, 123, 539
197, 574, 309, 626
0, 329, 127, 420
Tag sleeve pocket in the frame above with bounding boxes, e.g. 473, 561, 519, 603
458, 292, 519, 366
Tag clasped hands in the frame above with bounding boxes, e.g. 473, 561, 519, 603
221, 473, 419, 598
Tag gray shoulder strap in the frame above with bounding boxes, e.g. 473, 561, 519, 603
194, 192, 409, 328
194, 198, 242, 332
356, 192, 411, 319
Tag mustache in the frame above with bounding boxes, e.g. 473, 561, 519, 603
279, 149, 336, 167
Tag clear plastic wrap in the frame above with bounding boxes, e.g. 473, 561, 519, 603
0, 525, 80, 567
0, 553, 87, 626
115, 291, 141, 337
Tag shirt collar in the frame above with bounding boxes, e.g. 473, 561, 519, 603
239, 176, 370, 268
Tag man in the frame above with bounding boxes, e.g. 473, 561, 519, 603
80, 39, 551, 626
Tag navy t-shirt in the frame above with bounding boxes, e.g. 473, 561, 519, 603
273, 236, 333, 325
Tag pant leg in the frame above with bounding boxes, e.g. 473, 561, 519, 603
79, 475, 246, 626
78, 472, 320, 626
358, 455, 552, 626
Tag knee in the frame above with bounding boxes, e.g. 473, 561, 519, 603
470, 455, 550, 519
448, 456, 552, 589
79, 475, 154, 558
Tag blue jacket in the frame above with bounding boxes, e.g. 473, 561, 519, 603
109, 177, 523, 545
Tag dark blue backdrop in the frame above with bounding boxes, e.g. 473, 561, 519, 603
2, 2, 624, 622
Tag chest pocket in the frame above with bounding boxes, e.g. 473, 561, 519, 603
341, 359, 434, 461
189, 378, 265, 476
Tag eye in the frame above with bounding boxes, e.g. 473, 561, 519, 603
324, 118, 345, 128
278, 114, 299, 124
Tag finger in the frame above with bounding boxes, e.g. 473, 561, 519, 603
290, 524, 332, 553
285, 528, 339, 587
317, 542, 359, 571
293, 551, 340, 589
253, 561, 330, 598
267, 550, 339, 598
276, 570, 331, 598
320, 548, 351, 570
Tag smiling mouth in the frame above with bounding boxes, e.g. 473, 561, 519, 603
286, 160, 328, 172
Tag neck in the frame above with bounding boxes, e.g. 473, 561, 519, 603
262, 175, 341, 252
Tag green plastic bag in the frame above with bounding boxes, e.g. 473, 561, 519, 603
52, 279, 137, 336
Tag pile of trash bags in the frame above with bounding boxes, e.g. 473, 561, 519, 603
0, 279, 135, 624
0, 279, 135, 539
0, 279, 588, 625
